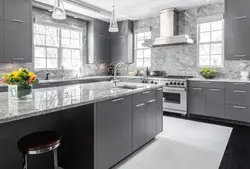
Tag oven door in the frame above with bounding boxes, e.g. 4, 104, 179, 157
163, 87, 187, 112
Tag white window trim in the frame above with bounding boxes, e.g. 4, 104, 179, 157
33, 21, 83, 70
197, 16, 225, 68
134, 29, 152, 68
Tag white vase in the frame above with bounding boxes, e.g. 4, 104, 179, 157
8, 85, 33, 100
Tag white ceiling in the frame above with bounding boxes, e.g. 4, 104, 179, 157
79, 0, 224, 20
36, 0, 223, 21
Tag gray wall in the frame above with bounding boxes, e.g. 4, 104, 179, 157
133, 3, 250, 79
0, 7, 108, 80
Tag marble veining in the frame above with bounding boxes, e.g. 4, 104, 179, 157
0, 81, 162, 124
133, 3, 250, 79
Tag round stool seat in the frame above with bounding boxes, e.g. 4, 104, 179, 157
17, 131, 61, 155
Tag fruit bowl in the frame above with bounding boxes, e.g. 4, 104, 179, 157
200, 68, 217, 79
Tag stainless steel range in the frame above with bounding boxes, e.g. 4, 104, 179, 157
141, 75, 193, 115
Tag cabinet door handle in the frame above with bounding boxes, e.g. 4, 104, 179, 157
157, 88, 163, 91
112, 98, 124, 102
12, 19, 24, 23
234, 55, 246, 58
233, 83, 246, 85
97, 35, 104, 38
13, 57, 24, 60
201, 82, 211, 84
192, 88, 202, 90
209, 89, 221, 92
233, 90, 247, 93
235, 16, 247, 20
148, 99, 156, 103
136, 103, 145, 108
143, 91, 150, 95
233, 106, 247, 109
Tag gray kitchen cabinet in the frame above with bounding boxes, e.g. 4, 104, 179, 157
3, 20, 32, 62
133, 98, 146, 151
95, 95, 133, 169
156, 88, 163, 134
0, 20, 3, 61
88, 19, 111, 64
0, 0, 3, 19
226, 105, 250, 123
225, 0, 250, 60
3, 0, 32, 23
206, 88, 225, 118
146, 96, 157, 142
111, 20, 134, 63
188, 87, 206, 115
0, 87, 7, 93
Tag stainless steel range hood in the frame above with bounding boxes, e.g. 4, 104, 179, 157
143, 8, 194, 47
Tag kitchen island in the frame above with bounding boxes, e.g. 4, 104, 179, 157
0, 81, 163, 169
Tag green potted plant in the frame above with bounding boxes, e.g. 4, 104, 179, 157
2, 68, 39, 100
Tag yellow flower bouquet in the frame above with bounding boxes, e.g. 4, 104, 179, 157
2, 68, 39, 100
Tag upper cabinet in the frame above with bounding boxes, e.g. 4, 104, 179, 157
0, 0, 32, 63
0, 0, 3, 19
87, 19, 111, 64
111, 20, 134, 63
225, 0, 250, 60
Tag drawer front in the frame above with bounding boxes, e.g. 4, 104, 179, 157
226, 82, 250, 91
226, 105, 250, 123
188, 81, 225, 89
134, 90, 156, 105
0, 86, 7, 93
226, 89, 249, 106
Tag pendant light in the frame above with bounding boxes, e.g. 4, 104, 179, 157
109, 0, 119, 32
52, 0, 67, 20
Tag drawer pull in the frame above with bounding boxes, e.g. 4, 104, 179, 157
201, 82, 211, 84
143, 91, 150, 95
148, 99, 156, 103
157, 88, 163, 91
12, 19, 24, 23
112, 98, 124, 102
233, 90, 247, 93
209, 89, 221, 92
233, 106, 247, 109
136, 103, 145, 108
13, 58, 24, 60
234, 55, 246, 58
192, 88, 202, 90
233, 83, 246, 85
235, 16, 247, 20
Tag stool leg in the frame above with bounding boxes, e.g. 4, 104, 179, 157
22, 153, 28, 169
53, 149, 58, 169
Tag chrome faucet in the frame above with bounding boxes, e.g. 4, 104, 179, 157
112, 62, 129, 86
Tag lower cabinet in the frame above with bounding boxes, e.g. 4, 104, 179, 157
95, 95, 133, 169
95, 89, 163, 169
188, 87, 206, 116
188, 81, 226, 118
206, 88, 225, 118
226, 105, 250, 123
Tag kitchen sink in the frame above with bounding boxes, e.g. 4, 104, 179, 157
116, 85, 144, 90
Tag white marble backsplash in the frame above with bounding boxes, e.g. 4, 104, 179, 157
133, 3, 250, 79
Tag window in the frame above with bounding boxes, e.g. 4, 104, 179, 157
198, 19, 224, 67
135, 32, 151, 68
34, 23, 82, 69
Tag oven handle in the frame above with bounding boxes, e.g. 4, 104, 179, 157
163, 87, 186, 92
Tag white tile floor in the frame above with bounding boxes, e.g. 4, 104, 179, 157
114, 116, 232, 169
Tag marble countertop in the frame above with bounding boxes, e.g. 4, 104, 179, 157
0, 81, 163, 124
188, 78, 250, 83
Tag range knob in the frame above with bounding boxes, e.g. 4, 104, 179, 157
166, 83, 169, 86
151, 81, 154, 84
177, 82, 180, 85
181, 82, 184, 86
142, 80, 145, 83
170, 82, 173, 85
155, 82, 158, 84
173, 82, 177, 85
145, 81, 148, 83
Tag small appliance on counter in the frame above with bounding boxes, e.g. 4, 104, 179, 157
240, 71, 249, 80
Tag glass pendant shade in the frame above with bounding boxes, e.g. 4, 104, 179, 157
109, 5, 119, 32
52, 0, 66, 20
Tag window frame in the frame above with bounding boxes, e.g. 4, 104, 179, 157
134, 29, 152, 68
197, 15, 224, 68
33, 20, 83, 70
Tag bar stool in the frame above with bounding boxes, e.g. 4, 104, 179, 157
17, 131, 62, 169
